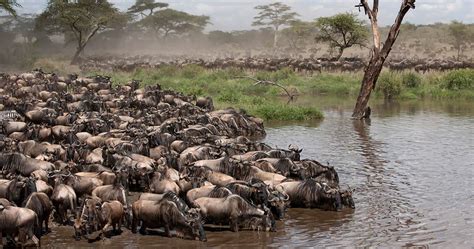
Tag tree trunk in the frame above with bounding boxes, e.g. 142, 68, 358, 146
273, 26, 279, 50
335, 47, 344, 60
352, 0, 415, 119
352, 55, 385, 118
71, 45, 85, 65
70, 25, 101, 65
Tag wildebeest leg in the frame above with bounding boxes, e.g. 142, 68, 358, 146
27, 228, 40, 247
230, 218, 239, 232
164, 225, 171, 238
57, 204, 64, 224
101, 222, 111, 238
131, 217, 137, 234
45, 214, 50, 233
18, 227, 27, 245
139, 221, 147, 235
117, 218, 122, 233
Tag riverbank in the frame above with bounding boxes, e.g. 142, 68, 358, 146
32, 59, 474, 120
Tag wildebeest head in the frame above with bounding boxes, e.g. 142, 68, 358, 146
340, 188, 355, 209
185, 209, 207, 242
73, 212, 86, 241
321, 184, 342, 211
75, 197, 102, 239
7, 176, 28, 206
288, 144, 303, 161
24, 176, 38, 193
268, 190, 289, 220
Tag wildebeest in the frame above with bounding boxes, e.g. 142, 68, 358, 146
74, 198, 124, 240
0, 69, 356, 244
194, 194, 275, 232
0, 153, 54, 176
277, 179, 354, 211
296, 159, 339, 187
23, 192, 53, 235
0, 176, 37, 206
208, 180, 289, 220
50, 173, 77, 224
0, 204, 40, 247
131, 199, 206, 241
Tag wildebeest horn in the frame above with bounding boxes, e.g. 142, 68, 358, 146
288, 144, 299, 151
322, 183, 331, 193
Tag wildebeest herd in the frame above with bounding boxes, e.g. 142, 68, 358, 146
80, 55, 474, 73
0, 70, 354, 247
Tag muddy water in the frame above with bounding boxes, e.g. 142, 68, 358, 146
42, 97, 474, 248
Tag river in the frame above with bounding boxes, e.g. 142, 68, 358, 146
42, 97, 474, 248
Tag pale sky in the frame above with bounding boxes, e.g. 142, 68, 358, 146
12, 0, 474, 31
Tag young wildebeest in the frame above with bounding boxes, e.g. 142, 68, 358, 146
74, 198, 124, 240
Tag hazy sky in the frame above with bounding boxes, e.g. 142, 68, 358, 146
14, 0, 474, 31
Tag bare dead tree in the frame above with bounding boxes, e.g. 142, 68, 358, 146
237, 76, 295, 103
352, 0, 415, 119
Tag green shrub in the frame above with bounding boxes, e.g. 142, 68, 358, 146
376, 72, 402, 99
402, 72, 422, 88
440, 69, 474, 90
252, 104, 323, 121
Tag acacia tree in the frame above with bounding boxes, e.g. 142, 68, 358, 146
352, 0, 415, 119
127, 0, 168, 19
448, 21, 472, 60
252, 2, 299, 50
140, 9, 210, 38
315, 13, 368, 60
36, 0, 128, 64
0, 0, 20, 16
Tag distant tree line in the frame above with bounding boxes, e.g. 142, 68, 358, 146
0, 0, 473, 65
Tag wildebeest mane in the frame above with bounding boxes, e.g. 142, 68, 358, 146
162, 191, 190, 213
0, 153, 25, 173
294, 179, 322, 205
208, 186, 232, 198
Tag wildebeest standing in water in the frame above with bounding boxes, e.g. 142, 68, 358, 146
131, 199, 207, 241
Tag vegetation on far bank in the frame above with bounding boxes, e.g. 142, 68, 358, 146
32, 59, 474, 120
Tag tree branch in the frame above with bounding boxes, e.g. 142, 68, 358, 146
236, 76, 295, 103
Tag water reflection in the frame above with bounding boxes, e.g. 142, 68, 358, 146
288, 96, 474, 119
